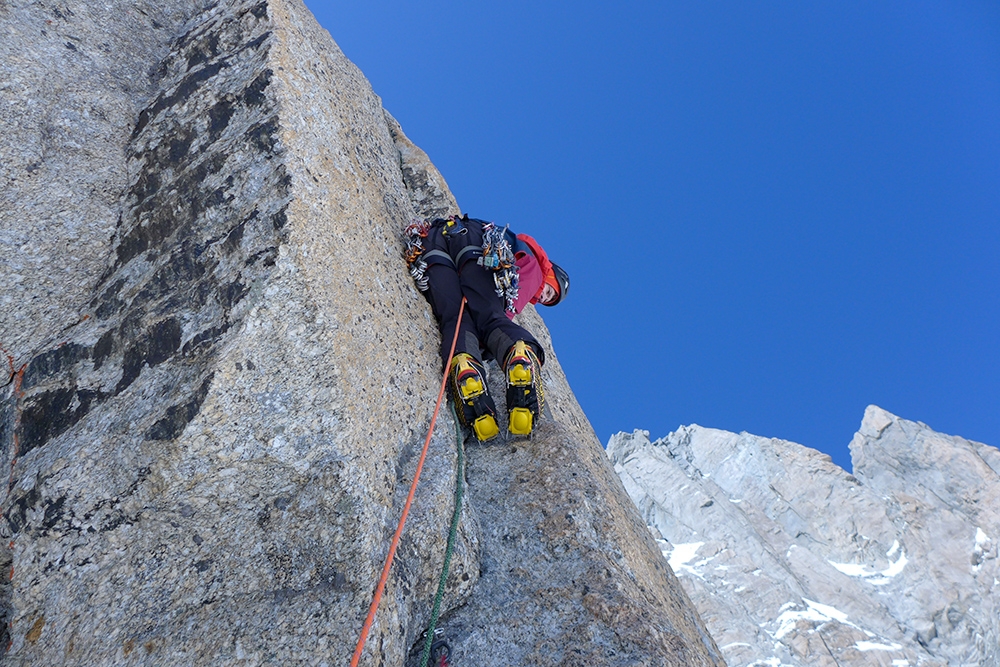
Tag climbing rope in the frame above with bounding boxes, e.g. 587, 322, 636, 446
350, 297, 467, 667
417, 401, 465, 667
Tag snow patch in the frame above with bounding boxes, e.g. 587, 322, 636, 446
891, 661, 910, 667
856, 641, 902, 651
974, 528, 991, 572
666, 542, 714, 578
773, 598, 858, 640
829, 562, 872, 577
883, 550, 908, 577
886, 540, 899, 557
829, 548, 908, 585
730, 498, 743, 503
806, 599, 851, 624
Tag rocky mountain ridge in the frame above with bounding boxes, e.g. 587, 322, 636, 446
1, 0, 722, 664
609, 405, 1000, 667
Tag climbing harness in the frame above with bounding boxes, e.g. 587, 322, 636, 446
350, 298, 468, 667
477, 223, 519, 313
440, 216, 467, 238
404, 217, 520, 313
403, 215, 470, 292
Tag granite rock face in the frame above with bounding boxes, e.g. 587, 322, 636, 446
0, 0, 207, 357
609, 406, 1000, 667
0, 1, 722, 665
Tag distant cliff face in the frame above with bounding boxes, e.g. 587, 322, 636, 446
609, 406, 1000, 667
0, 1, 722, 665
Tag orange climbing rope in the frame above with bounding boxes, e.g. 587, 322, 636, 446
350, 297, 467, 667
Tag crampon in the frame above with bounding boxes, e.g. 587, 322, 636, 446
503, 340, 544, 437
449, 353, 499, 442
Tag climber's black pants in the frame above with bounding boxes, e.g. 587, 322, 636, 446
422, 223, 543, 368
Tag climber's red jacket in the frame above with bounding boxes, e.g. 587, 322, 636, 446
509, 233, 554, 319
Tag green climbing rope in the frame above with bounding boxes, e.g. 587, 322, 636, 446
419, 403, 466, 667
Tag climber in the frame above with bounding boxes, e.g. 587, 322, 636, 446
405, 214, 569, 442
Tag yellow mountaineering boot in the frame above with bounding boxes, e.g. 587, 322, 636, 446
449, 353, 500, 442
503, 341, 544, 436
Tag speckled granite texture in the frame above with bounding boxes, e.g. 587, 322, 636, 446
0, 1, 723, 665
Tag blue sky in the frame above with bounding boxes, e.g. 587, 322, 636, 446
304, 1, 999, 471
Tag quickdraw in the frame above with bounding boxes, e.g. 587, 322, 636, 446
478, 223, 519, 313
412, 627, 451, 667
404, 219, 432, 291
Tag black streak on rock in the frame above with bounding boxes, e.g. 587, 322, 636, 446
182, 324, 231, 357
243, 69, 271, 106
220, 281, 248, 310
168, 130, 195, 162
133, 241, 211, 309
245, 246, 278, 267
223, 218, 247, 253
95, 280, 129, 322
42, 495, 67, 530
133, 60, 228, 140
19, 387, 100, 457
116, 152, 229, 268
144, 373, 214, 441
247, 118, 279, 153
186, 32, 220, 70
271, 205, 288, 232
116, 318, 182, 395
208, 96, 236, 140
22, 343, 91, 391
8, 17, 290, 470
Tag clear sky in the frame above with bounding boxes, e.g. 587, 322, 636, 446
304, 1, 999, 471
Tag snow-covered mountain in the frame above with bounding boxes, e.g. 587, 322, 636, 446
608, 406, 1000, 667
